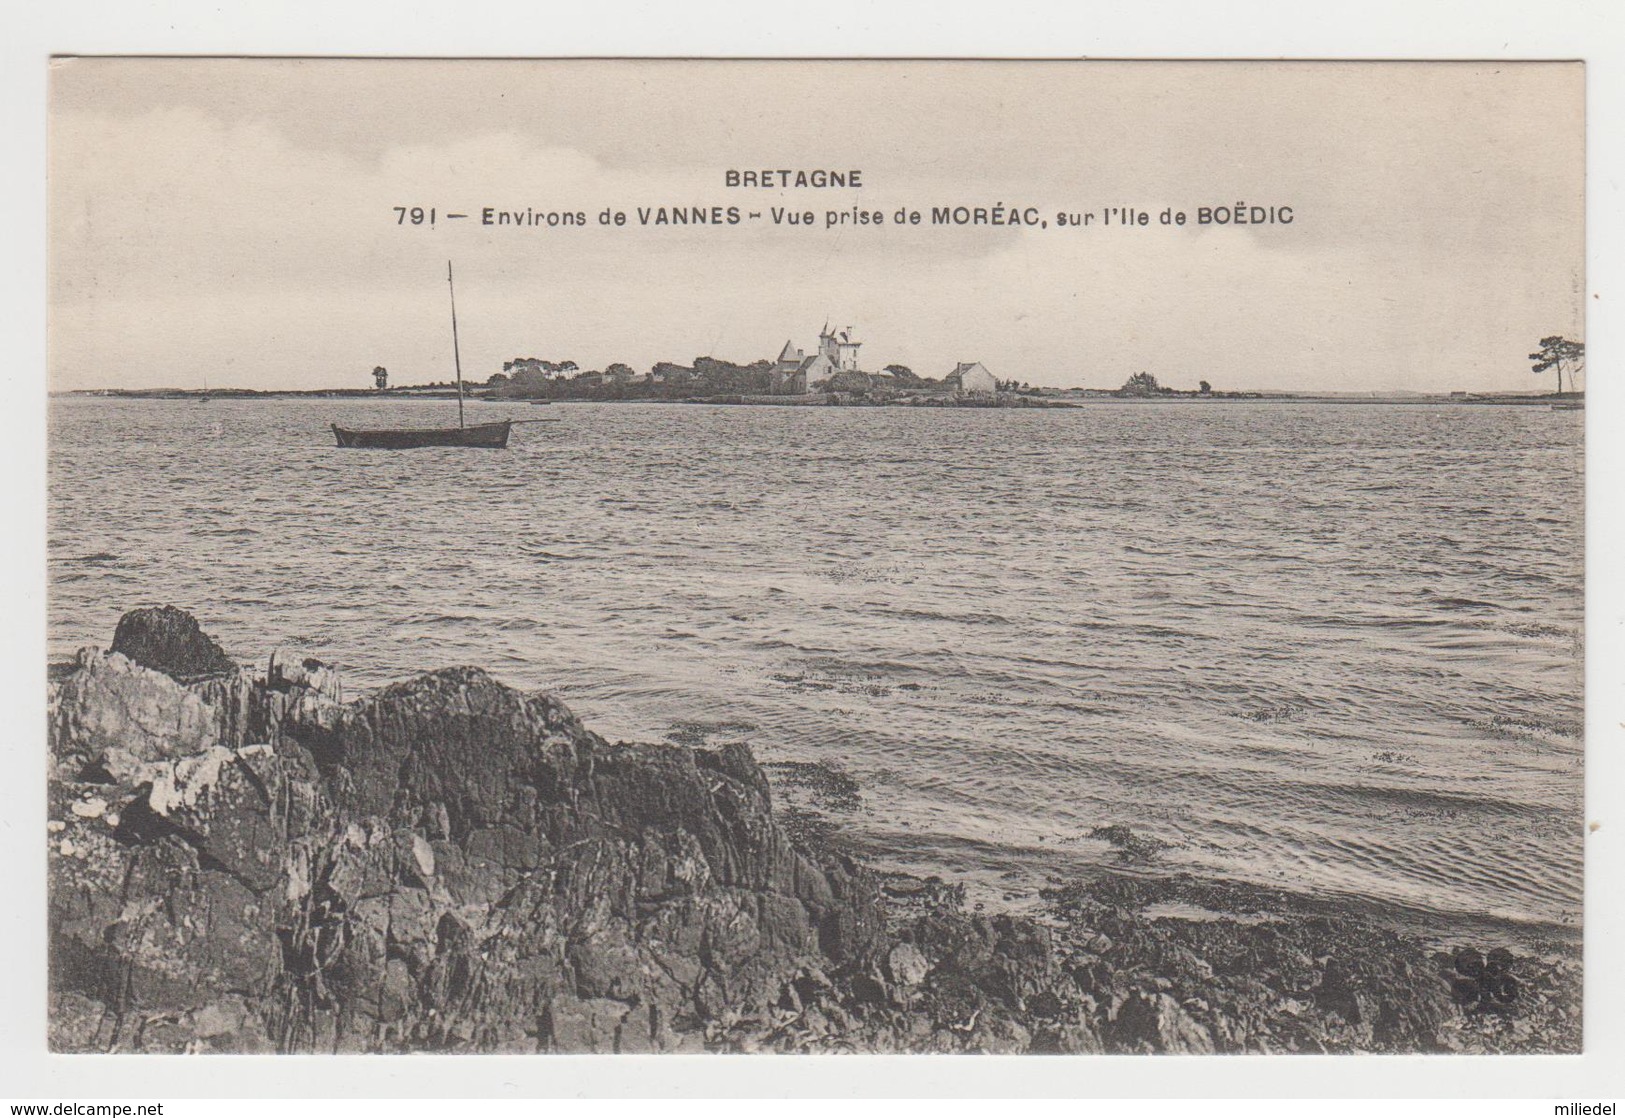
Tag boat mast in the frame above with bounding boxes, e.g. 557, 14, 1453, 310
447, 260, 465, 428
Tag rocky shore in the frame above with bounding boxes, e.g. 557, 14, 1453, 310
47, 608, 1580, 1054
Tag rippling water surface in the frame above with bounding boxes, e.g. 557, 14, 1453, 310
49, 398, 1584, 929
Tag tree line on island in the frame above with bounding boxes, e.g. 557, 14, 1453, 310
476, 356, 1048, 402
467, 357, 1229, 402
1115, 371, 1214, 397
372, 333, 1584, 402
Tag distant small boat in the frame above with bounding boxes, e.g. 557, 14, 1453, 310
333, 262, 516, 449
1551, 401, 1584, 411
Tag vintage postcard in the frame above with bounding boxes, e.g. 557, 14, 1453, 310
45, 58, 1584, 1057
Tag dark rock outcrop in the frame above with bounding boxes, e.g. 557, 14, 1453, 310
47, 610, 1580, 1055
50, 611, 1069, 1053
110, 605, 238, 680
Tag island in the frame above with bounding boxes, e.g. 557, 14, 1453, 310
57, 327, 1585, 409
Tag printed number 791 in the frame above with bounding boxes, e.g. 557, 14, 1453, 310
394, 207, 436, 226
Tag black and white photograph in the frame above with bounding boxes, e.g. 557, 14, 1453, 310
35, 53, 1595, 1069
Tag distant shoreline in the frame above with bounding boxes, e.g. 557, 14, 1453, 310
52, 387, 1585, 408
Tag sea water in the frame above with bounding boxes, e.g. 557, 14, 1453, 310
48, 397, 1584, 931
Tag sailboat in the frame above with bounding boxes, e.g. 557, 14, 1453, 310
332, 261, 513, 449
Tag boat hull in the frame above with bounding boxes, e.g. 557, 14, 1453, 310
332, 421, 511, 449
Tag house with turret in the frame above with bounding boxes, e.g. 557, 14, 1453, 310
821, 324, 862, 372
770, 322, 864, 394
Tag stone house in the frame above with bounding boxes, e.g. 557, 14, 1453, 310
943, 361, 999, 397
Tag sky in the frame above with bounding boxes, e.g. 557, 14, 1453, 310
48, 59, 1584, 393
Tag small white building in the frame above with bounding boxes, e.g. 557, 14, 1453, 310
943, 361, 999, 397
790, 352, 837, 393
